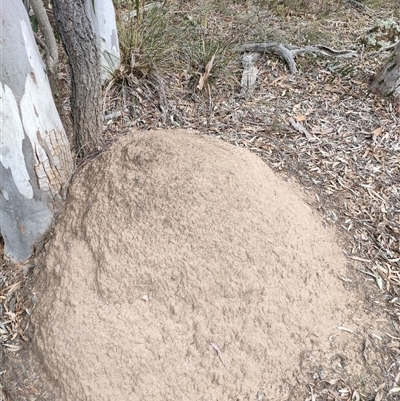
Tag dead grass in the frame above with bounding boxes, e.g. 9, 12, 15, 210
2, 0, 400, 400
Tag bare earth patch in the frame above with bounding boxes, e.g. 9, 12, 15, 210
33, 130, 378, 401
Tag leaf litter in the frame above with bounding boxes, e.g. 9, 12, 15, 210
2, 1, 400, 400
101, 2, 400, 399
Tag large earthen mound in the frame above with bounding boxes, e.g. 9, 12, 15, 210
34, 130, 369, 401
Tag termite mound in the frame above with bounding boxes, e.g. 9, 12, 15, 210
33, 129, 370, 401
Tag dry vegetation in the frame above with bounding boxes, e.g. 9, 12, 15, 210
1, 0, 400, 400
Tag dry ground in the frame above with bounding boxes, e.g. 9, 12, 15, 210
1, 0, 400, 400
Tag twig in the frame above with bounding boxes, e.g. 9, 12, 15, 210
210, 342, 227, 368
33, 32, 47, 51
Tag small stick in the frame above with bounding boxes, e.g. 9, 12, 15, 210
210, 342, 227, 368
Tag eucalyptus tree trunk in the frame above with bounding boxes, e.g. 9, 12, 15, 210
0, 0, 73, 262
85, 0, 121, 83
371, 41, 400, 99
52, 0, 104, 157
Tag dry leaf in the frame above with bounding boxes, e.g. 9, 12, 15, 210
372, 127, 383, 136
346, 255, 371, 263
374, 385, 385, 401
4, 343, 22, 352
288, 117, 314, 140
197, 54, 216, 91
296, 114, 306, 121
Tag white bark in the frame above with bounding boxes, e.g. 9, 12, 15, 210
86, 0, 120, 83
0, 0, 73, 262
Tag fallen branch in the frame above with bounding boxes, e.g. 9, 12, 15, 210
30, 0, 61, 113
240, 42, 357, 74
30, 0, 58, 75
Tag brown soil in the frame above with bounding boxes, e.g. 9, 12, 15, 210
32, 129, 376, 401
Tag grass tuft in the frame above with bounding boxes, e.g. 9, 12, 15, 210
117, 2, 173, 75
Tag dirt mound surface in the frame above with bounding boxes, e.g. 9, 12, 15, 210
33, 130, 370, 401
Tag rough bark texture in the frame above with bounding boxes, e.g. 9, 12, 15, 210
371, 41, 400, 98
52, 0, 103, 157
0, 0, 73, 262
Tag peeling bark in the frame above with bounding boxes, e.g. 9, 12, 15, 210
371, 41, 400, 99
0, 0, 73, 262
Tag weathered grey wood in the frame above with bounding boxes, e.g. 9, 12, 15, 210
0, 0, 73, 262
371, 41, 400, 99
30, 0, 62, 114
240, 53, 259, 96
52, 0, 104, 157
241, 42, 357, 74
30, 0, 58, 75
